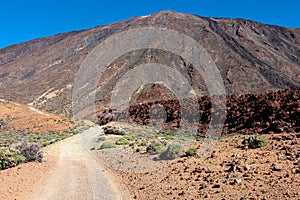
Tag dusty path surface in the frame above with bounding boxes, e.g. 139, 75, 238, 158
34, 126, 129, 200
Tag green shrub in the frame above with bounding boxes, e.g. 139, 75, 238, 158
97, 136, 107, 142
0, 147, 24, 170
154, 146, 161, 152
100, 141, 116, 149
115, 138, 130, 145
195, 135, 202, 141
161, 135, 174, 140
185, 148, 197, 157
41, 141, 49, 147
242, 135, 268, 149
124, 135, 135, 141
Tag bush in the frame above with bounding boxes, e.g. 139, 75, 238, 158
124, 135, 135, 141
161, 135, 174, 140
159, 143, 183, 160
100, 141, 116, 149
115, 138, 130, 145
242, 135, 268, 149
15, 141, 43, 163
0, 147, 24, 170
97, 136, 107, 142
185, 148, 197, 157
195, 135, 202, 141
41, 141, 49, 147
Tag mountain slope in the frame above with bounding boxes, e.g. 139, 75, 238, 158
0, 99, 75, 148
0, 11, 299, 118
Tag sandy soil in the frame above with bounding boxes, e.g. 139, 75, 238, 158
0, 154, 59, 200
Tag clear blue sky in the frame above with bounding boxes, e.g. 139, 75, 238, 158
1, 0, 300, 49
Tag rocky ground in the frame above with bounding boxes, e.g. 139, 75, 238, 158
100, 89, 299, 136
92, 124, 300, 200
0, 120, 299, 200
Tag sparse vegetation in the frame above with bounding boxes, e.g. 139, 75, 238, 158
0, 147, 24, 170
0, 123, 88, 148
140, 140, 147, 146
100, 141, 116, 149
15, 141, 43, 163
146, 142, 162, 154
196, 135, 202, 141
41, 141, 49, 147
242, 135, 268, 149
115, 138, 130, 145
97, 136, 107, 142
185, 148, 197, 157
124, 135, 135, 141
160, 135, 174, 140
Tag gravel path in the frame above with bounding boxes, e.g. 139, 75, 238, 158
35, 127, 128, 200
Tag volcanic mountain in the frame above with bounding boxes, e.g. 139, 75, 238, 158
0, 11, 299, 121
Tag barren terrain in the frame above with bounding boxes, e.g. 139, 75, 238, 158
0, 10, 299, 200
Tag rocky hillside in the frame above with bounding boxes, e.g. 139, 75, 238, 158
0, 11, 299, 119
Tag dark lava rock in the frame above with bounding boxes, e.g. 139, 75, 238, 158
212, 184, 221, 188
199, 182, 208, 190
102, 126, 125, 135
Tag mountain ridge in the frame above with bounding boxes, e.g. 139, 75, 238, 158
0, 10, 299, 118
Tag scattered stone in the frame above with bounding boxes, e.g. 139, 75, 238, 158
103, 126, 125, 135
294, 160, 300, 167
244, 164, 256, 170
272, 164, 284, 171
159, 143, 183, 160
212, 184, 221, 189
226, 163, 236, 172
199, 182, 208, 190
226, 163, 242, 172
192, 168, 203, 174
146, 142, 162, 154
234, 178, 242, 184
282, 135, 295, 140
90, 147, 95, 151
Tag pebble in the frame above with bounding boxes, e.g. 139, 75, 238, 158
234, 178, 242, 184
244, 164, 256, 170
199, 182, 208, 190
272, 165, 284, 171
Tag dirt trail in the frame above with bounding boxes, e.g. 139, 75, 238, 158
35, 127, 129, 200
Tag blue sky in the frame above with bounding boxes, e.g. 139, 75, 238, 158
1, 0, 300, 49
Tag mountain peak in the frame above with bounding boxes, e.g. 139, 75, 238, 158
0, 11, 299, 117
